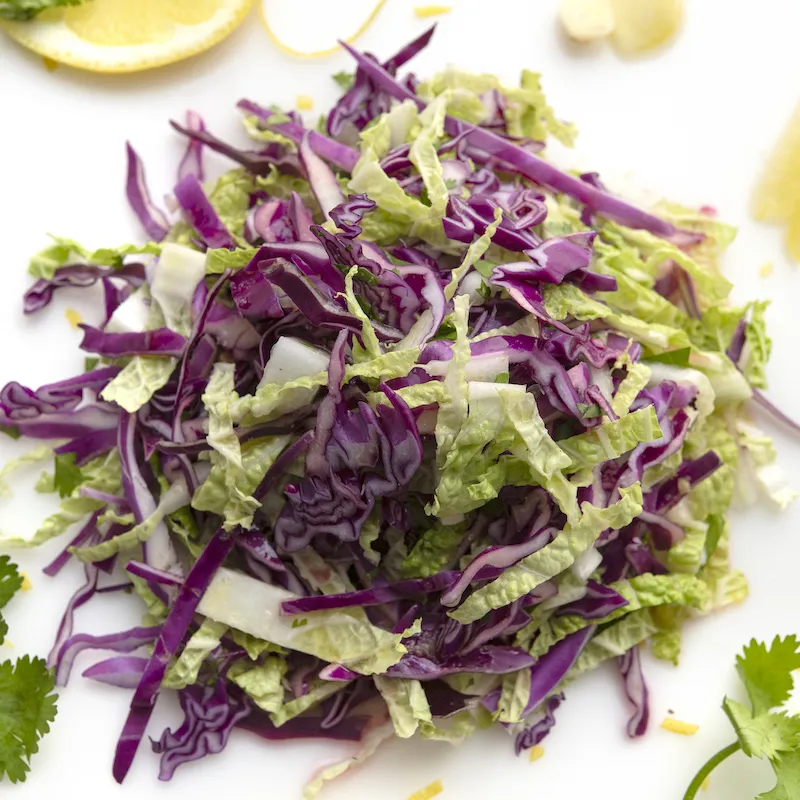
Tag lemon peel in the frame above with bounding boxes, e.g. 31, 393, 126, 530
259, 0, 386, 59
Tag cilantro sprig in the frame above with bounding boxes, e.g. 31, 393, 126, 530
684, 636, 800, 799
53, 453, 84, 499
0, 556, 22, 609
0, 556, 58, 783
0, 0, 85, 21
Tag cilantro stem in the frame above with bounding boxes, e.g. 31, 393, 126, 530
683, 741, 742, 800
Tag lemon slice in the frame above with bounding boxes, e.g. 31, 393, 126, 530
610, 0, 683, 55
260, 0, 385, 59
1, 0, 253, 74
751, 103, 800, 225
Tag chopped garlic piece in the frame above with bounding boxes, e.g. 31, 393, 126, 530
296, 95, 314, 111
760, 262, 774, 278
20, 572, 32, 591
559, 0, 614, 42
661, 717, 699, 735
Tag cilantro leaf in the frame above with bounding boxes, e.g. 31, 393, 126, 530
0, 0, 85, 21
759, 749, 800, 800
332, 71, 355, 91
0, 655, 58, 783
475, 259, 496, 279
0, 557, 22, 612
340, 265, 378, 286
53, 453, 83, 499
0, 426, 20, 441
723, 698, 800, 760
0, 620, 7, 648
576, 402, 603, 419
643, 346, 692, 367
431, 318, 457, 341
738, 636, 800, 715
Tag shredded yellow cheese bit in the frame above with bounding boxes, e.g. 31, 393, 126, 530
65, 308, 83, 329
408, 779, 443, 800
414, 5, 451, 17
296, 95, 314, 111
701, 775, 710, 792
661, 717, 699, 735
20, 572, 32, 592
529, 744, 545, 763
760, 262, 774, 278
260, 0, 387, 59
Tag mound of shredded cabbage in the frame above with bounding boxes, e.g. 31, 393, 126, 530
1, 25, 794, 797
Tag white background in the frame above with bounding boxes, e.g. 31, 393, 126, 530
2, 1, 800, 798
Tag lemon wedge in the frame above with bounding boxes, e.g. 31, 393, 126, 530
786, 209, 800, 261
609, 0, 683, 55
752, 103, 800, 225
1, 0, 253, 73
